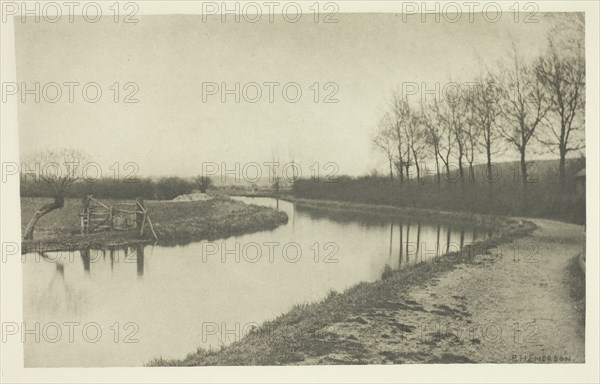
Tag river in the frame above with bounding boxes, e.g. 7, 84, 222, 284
22, 197, 490, 367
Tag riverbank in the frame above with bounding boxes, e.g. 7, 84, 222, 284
239, 195, 519, 230
149, 201, 586, 365
291, 159, 586, 224
287, 197, 509, 230
20, 197, 288, 253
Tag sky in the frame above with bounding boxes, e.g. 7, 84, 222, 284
14, 12, 566, 178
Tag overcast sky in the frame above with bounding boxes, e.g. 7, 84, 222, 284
15, 13, 562, 178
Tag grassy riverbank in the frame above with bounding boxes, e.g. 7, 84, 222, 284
149, 202, 539, 366
288, 198, 508, 230
20, 197, 288, 253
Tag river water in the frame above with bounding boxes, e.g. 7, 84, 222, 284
22, 197, 490, 366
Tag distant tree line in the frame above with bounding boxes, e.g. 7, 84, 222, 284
20, 176, 202, 200
293, 158, 585, 224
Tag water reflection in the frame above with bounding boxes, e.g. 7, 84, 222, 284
66, 244, 146, 277
80, 247, 90, 273
24, 197, 492, 367
137, 245, 145, 276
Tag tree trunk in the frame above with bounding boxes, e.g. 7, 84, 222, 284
520, 149, 528, 184
520, 149, 528, 214
404, 146, 411, 183
435, 156, 441, 185
559, 147, 567, 190
388, 158, 394, 181
486, 146, 493, 183
458, 155, 464, 184
413, 152, 421, 185
397, 148, 404, 184
24, 196, 65, 240
469, 162, 475, 182
486, 146, 494, 203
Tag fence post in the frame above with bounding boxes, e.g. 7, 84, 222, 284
81, 195, 90, 234
136, 198, 145, 231
110, 205, 115, 230
86, 205, 91, 234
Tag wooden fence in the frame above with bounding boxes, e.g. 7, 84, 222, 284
80, 196, 158, 240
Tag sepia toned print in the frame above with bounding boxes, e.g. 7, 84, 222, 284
1, 2, 598, 383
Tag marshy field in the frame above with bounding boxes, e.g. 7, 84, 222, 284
20, 196, 288, 252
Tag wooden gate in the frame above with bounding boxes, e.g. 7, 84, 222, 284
80, 196, 157, 240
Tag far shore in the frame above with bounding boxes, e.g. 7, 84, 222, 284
20, 196, 288, 254
236, 194, 516, 231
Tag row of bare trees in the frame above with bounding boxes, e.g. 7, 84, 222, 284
373, 15, 585, 190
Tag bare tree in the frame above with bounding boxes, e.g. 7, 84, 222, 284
498, 44, 550, 184
195, 175, 213, 193
270, 149, 281, 196
23, 148, 89, 240
462, 89, 484, 182
446, 91, 467, 183
536, 19, 585, 188
400, 143, 412, 184
391, 93, 412, 183
286, 148, 301, 191
403, 106, 427, 184
470, 72, 504, 182
434, 100, 456, 182
422, 101, 444, 184
372, 113, 397, 181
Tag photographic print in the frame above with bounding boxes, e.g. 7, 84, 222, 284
1, 1, 598, 383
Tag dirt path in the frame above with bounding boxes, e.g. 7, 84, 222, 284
307, 219, 585, 364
